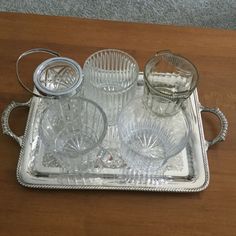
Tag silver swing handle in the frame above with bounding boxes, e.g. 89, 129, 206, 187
1, 100, 31, 146
16, 48, 60, 98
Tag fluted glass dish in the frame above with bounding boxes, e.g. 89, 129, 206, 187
39, 97, 107, 172
83, 49, 139, 125
118, 96, 190, 174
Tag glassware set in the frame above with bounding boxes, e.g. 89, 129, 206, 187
1, 47, 228, 191
15, 48, 200, 174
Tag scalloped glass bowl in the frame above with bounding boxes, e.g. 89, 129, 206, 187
118, 96, 190, 173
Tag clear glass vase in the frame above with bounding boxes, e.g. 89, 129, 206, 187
83, 49, 139, 125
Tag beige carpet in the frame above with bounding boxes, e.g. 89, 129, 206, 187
0, 0, 235, 29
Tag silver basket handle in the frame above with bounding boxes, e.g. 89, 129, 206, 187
200, 106, 228, 148
1, 100, 31, 146
16, 48, 60, 98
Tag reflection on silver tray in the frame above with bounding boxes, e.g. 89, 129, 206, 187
2, 74, 228, 192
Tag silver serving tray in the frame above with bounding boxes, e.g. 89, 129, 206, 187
2, 74, 228, 192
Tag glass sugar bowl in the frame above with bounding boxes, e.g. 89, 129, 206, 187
144, 50, 199, 116
33, 56, 83, 99
16, 48, 84, 100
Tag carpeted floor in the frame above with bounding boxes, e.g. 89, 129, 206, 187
0, 0, 235, 29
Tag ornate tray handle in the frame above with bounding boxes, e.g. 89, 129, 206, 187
200, 106, 228, 149
1, 100, 31, 146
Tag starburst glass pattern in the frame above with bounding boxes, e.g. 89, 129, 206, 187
39, 64, 77, 92
118, 97, 190, 174
39, 97, 107, 172
33, 58, 83, 97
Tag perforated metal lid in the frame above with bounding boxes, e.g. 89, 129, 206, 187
33, 57, 83, 97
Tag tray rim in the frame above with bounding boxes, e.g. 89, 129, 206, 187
14, 89, 210, 192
